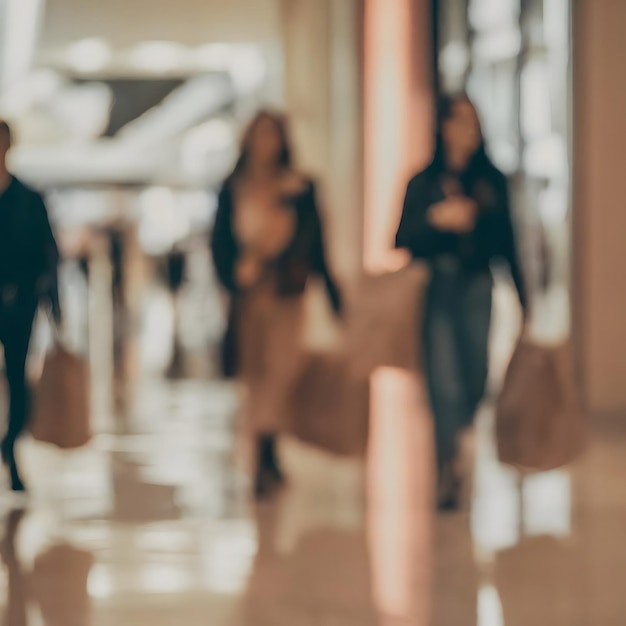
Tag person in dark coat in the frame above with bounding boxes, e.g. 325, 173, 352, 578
211, 110, 341, 498
0, 121, 61, 491
395, 95, 527, 511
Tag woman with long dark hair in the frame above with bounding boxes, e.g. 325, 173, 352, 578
211, 111, 341, 498
396, 94, 527, 511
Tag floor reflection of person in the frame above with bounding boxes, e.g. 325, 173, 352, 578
1, 508, 28, 626
395, 95, 527, 511
0, 508, 94, 626
165, 248, 187, 379
211, 111, 342, 499
0, 120, 61, 492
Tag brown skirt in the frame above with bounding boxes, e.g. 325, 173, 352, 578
237, 286, 305, 434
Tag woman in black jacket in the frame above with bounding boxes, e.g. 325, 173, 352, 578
396, 95, 527, 510
211, 111, 341, 498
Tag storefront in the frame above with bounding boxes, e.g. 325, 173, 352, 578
434, 0, 572, 305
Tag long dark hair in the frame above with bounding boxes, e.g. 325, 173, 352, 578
430, 94, 496, 192
229, 110, 293, 181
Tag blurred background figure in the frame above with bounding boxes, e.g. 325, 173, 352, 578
396, 95, 526, 511
163, 246, 187, 379
211, 110, 341, 499
0, 120, 60, 492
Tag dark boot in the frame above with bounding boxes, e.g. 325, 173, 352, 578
1, 441, 25, 493
254, 435, 285, 499
436, 463, 461, 513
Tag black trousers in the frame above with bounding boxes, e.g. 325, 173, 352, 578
0, 302, 37, 452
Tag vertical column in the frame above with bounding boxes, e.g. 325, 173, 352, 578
328, 0, 363, 280
280, 0, 332, 180
89, 233, 114, 433
363, 1, 435, 624
119, 221, 144, 424
574, 1, 626, 416
363, 0, 433, 272
1, 0, 45, 92
280, 0, 363, 280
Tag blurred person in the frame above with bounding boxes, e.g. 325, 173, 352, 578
211, 111, 342, 499
164, 247, 187, 379
0, 121, 61, 492
395, 95, 527, 511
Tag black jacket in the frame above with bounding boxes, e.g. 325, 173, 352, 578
211, 177, 341, 313
395, 164, 527, 310
0, 177, 60, 316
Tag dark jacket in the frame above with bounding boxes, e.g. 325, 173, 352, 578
211, 177, 341, 312
0, 177, 60, 317
395, 164, 527, 310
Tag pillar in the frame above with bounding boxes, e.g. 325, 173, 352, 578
574, 1, 626, 416
363, 0, 433, 272
280, 0, 362, 280
363, 0, 435, 623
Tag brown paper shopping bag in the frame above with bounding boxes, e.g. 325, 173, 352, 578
346, 264, 429, 380
31, 345, 91, 449
496, 340, 586, 472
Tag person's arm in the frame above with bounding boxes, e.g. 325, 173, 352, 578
395, 172, 457, 259
33, 193, 61, 323
492, 176, 528, 313
210, 184, 240, 294
308, 182, 342, 315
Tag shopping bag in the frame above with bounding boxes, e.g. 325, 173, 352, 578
346, 263, 429, 379
290, 354, 369, 457
31, 345, 91, 449
301, 277, 343, 355
496, 339, 586, 472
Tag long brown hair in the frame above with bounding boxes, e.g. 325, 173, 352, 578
229, 110, 293, 180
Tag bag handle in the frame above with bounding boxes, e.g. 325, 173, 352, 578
42, 300, 63, 350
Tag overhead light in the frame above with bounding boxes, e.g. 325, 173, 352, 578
129, 41, 189, 73
181, 119, 235, 177
66, 38, 112, 73
193, 44, 266, 93
182, 119, 234, 156
193, 44, 232, 71
227, 46, 266, 93
0, 69, 61, 114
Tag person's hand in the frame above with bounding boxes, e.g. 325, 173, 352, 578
235, 253, 263, 288
256, 210, 295, 259
428, 198, 477, 233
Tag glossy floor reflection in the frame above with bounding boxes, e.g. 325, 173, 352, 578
0, 376, 624, 625
0, 283, 622, 625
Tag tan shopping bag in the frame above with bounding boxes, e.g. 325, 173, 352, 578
496, 340, 586, 472
290, 354, 369, 457
31, 345, 91, 449
301, 276, 343, 355
346, 264, 429, 380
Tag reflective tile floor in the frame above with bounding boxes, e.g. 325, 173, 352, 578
1, 282, 625, 625
0, 376, 624, 626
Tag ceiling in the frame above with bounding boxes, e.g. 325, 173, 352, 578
38, 0, 284, 50
1, 0, 286, 187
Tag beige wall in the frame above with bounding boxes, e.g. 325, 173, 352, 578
281, 0, 363, 280
575, 1, 626, 415
40, 0, 283, 47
